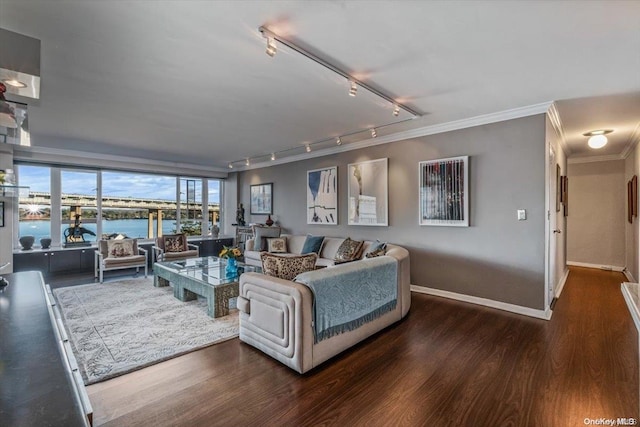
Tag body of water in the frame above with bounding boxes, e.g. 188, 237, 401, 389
19, 219, 183, 243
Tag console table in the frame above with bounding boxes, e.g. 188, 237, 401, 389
0, 271, 92, 426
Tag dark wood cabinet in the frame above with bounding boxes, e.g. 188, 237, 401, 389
49, 250, 81, 273
14, 247, 96, 277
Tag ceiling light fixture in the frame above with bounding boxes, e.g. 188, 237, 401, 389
258, 26, 420, 117
228, 163, 234, 169
349, 81, 357, 97
245, 158, 250, 166
306, 144, 311, 153
2, 79, 27, 89
371, 128, 377, 138
265, 37, 277, 57
270, 153, 276, 161
393, 105, 400, 116
583, 129, 613, 149
336, 137, 342, 146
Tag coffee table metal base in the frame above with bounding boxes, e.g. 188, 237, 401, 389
154, 270, 238, 318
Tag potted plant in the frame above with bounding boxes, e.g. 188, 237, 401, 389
219, 245, 242, 276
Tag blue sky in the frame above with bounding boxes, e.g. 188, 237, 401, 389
18, 165, 220, 203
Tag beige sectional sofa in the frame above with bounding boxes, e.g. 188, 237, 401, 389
244, 234, 364, 268
238, 234, 410, 374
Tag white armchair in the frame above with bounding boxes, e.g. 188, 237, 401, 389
95, 238, 148, 283
152, 234, 199, 263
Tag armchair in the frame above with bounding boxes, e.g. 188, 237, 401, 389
95, 238, 148, 283
152, 234, 199, 263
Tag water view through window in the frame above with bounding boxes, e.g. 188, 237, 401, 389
17, 165, 222, 245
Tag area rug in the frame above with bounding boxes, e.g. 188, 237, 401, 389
53, 278, 238, 385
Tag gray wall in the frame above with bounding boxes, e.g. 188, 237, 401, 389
567, 160, 626, 268
239, 114, 547, 309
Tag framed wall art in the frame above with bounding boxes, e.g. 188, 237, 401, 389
556, 165, 561, 212
250, 183, 273, 215
419, 156, 469, 227
562, 176, 568, 217
633, 175, 638, 217
307, 166, 338, 225
347, 158, 388, 226
0, 201, 4, 227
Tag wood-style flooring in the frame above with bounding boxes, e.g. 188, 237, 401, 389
82, 267, 638, 426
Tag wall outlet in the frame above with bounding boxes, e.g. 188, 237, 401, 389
517, 209, 526, 220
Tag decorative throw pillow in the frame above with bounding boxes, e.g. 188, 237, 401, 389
260, 252, 317, 281
365, 240, 388, 258
334, 237, 364, 264
106, 239, 134, 258
253, 225, 281, 251
163, 234, 186, 252
301, 235, 325, 254
267, 237, 287, 253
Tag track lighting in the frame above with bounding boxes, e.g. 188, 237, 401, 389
336, 137, 342, 146
245, 158, 250, 166
228, 163, 234, 169
393, 105, 400, 116
349, 81, 357, 97
265, 37, 277, 57
270, 153, 276, 161
306, 144, 311, 153
371, 128, 377, 138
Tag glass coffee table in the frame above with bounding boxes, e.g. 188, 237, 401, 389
154, 256, 261, 318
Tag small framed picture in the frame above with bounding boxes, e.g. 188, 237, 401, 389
250, 183, 273, 215
0, 201, 4, 227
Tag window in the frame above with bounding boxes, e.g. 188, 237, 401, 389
61, 170, 98, 243
102, 171, 176, 239
17, 165, 51, 242
15, 163, 223, 247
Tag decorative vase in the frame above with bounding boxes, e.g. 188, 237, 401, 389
225, 257, 238, 277
40, 237, 52, 249
19, 235, 35, 251
265, 214, 274, 227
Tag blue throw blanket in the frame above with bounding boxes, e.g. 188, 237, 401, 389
294, 256, 398, 343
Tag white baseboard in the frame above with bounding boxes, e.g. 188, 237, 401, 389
410, 285, 551, 320
555, 268, 570, 298
566, 261, 625, 272
624, 270, 636, 283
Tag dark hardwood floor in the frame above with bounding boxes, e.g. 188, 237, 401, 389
80, 267, 638, 426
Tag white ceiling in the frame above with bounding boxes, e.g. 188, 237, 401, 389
1, 1, 639, 170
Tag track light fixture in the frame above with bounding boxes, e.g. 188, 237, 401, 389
270, 153, 276, 161
393, 105, 400, 116
265, 37, 277, 57
306, 144, 311, 153
257, 26, 420, 117
336, 137, 342, 146
245, 158, 250, 166
228, 163, 233, 169
371, 128, 377, 138
349, 81, 357, 97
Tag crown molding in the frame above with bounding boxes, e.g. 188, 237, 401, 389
13, 145, 230, 177
239, 101, 553, 171
568, 154, 626, 164
547, 102, 571, 156
621, 121, 640, 159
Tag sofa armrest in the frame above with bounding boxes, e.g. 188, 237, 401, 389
138, 246, 148, 263
238, 272, 314, 373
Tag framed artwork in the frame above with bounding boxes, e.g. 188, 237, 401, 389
556, 165, 561, 212
633, 175, 638, 217
250, 183, 273, 215
419, 156, 469, 227
347, 158, 388, 226
0, 201, 4, 227
307, 166, 338, 225
628, 180, 633, 224
562, 176, 569, 217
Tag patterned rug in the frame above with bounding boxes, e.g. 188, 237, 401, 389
53, 278, 238, 385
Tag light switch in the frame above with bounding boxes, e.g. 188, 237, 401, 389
517, 209, 526, 221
